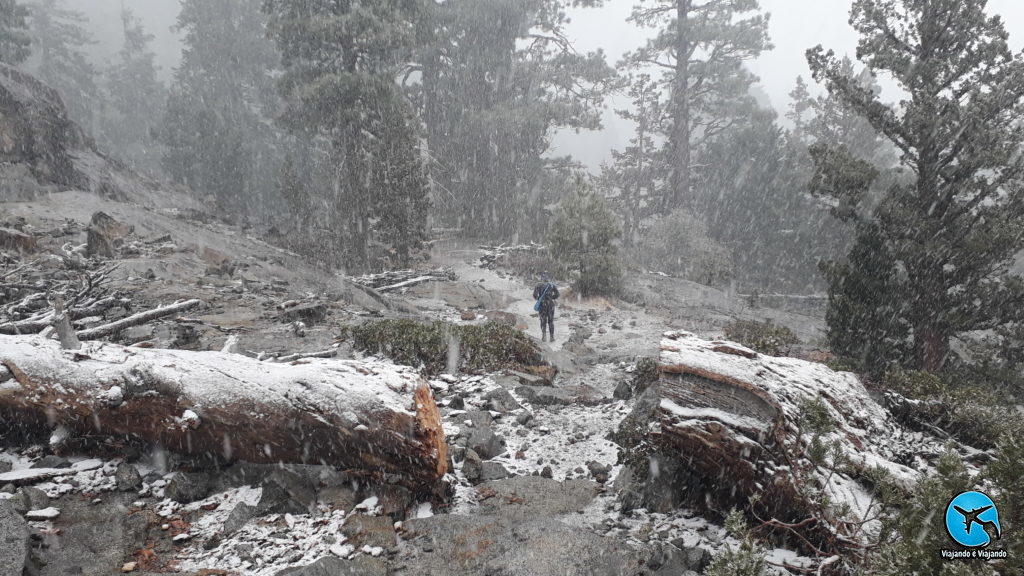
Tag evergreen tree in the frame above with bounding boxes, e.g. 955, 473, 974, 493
599, 73, 665, 247
263, 0, 430, 269
103, 8, 165, 174
24, 0, 100, 132
548, 178, 623, 296
808, 0, 1024, 373
624, 0, 772, 213
162, 0, 281, 219
0, 0, 30, 65
416, 0, 612, 241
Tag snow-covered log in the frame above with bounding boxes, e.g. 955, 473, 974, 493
626, 332, 930, 557
0, 335, 449, 499
75, 299, 202, 340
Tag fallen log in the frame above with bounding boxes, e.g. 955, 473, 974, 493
0, 335, 450, 499
76, 299, 201, 340
615, 332, 935, 560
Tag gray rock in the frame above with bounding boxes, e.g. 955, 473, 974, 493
8, 491, 28, 515
479, 462, 510, 481
462, 449, 482, 483
613, 380, 633, 401
467, 428, 505, 460
223, 502, 256, 536
485, 388, 522, 413
0, 483, 13, 494
115, 463, 142, 492
375, 484, 413, 519
275, 556, 388, 576
0, 460, 10, 474
30, 455, 70, 469
515, 411, 534, 426
341, 514, 396, 549
19, 486, 48, 510
449, 445, 467, 463
164, 472, 211, 504
258, 468, 316, 515
448, 395, 465, 410
540, 466, 553, 479
462, 410, 494, 429
0, 500, 28, 576
317, 485, 357, 512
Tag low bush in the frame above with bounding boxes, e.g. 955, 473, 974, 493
724, 319, 800, 356
345, 319, 543, 375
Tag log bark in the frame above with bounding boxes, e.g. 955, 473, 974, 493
76, 299, 201, 340
622, 332, 928, 557
0, 335, 450, 499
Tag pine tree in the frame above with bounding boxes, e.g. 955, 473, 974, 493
24, 0, 100, 132
161, 0, 281, 219
0, 0, 30, 65
548, 178, 623, 297
416, 0, 612, 241
263, 0, 430, 270
600, 73, 665, 248
808, 0, 1024, 373
103, 8, 165, 174
624, 0, 772, 213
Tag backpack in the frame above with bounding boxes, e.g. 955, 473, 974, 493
534, 282, 552, 312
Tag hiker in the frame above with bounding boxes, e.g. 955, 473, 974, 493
533, 276, 559, 342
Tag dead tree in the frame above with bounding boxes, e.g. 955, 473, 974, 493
0, 335, 450, 499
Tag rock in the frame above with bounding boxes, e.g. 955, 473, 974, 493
449, 445, 467, 463
222, 502, 256, 536
515, 411, 534, 426
317, 485, 357, 512
0, 227, 37, 254
484, 310, 517, 326
0, 500, 28, 576
31, 455, 70, 469
277, 301, 328, 325
0, 461, 10, 474
19, 486, 48, 510
613, 380, 633, 401
460, 310, 477, 321
448, 395, 465, 410
275, 555, 388, 576
505, 369, 550, 387
462, 410, 494, 429
485, 388, 521, 413
462, 449, 483, 483
586, 461, 612, 484
24, 507, 59, 520
164, 472, 211, 504
540, 466, 553, 479
258, 468, 316, 515
340, 514, 396, 550
115, 463, 142, 492
375, 484, 413, 519
86, 212, 133, 258
479, 462, 510, 482
467, 428, 505, 460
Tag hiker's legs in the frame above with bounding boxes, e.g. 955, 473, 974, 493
544, 309, 555, 340
540, 315, 549, 341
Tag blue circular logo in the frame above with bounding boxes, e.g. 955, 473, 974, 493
945, 491, 1001, 548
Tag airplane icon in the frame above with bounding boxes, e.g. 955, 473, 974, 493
953, 505, 1002, 540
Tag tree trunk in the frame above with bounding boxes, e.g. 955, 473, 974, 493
915, 321, 949, 373
0, 335, 450, 500
619, 332, 923, 557
667, 0, 692, 213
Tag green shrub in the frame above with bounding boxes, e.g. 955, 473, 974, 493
704, 510, 767, 576
630, 357, 660, 395
633, 209, 734, 287
345, 319, 543, 375
548, 178, 623, 297
724, 319, 800, 356
885, 369, 1022, 450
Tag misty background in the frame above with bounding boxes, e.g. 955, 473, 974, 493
86, 0, 1024, 171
